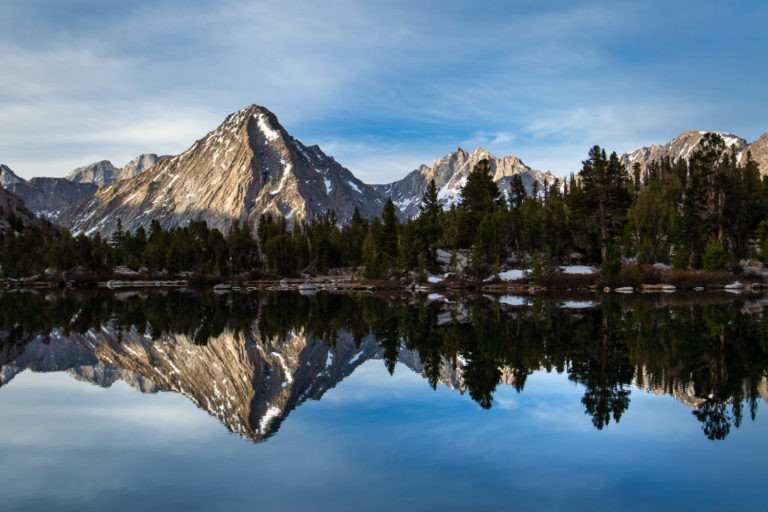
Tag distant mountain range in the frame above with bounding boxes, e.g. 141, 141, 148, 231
1, 104, 766, 236
0, 155, 161, 221
620, 130, 768, 174
66, 154, 163, 186
374, 147, 555, 218
60, 105, 388, 236
5, 178, 97, 221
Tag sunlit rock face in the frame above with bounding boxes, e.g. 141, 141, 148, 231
621, 130, 768, 176
60, 105, 387, 237
65, 154, 162, 186
373, 147, 555, 218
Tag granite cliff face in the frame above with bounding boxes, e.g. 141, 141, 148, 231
119, 154, 163, 180
60, 105, 388, 237
621, 130, 768, 175
373, 147, 555, 218
65, 160, 120, 186
65, 154, 162, 186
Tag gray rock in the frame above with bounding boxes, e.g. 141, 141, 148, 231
60, 105, 389, 237
372, 147, 555, 218
621, 130, 768, 177
5, 177, 97, 220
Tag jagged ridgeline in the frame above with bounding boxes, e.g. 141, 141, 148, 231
2, 290, 768, 442
620, 130, 768, 177
61, 105, 387, 237
66, 154, 162, 186
373, 147, 555, 218
0, 155, 161, 222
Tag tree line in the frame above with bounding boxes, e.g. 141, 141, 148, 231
242, 132, 768, 278
1, 133, 766, 279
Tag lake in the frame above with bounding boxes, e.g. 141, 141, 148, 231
1, 289, 767, 511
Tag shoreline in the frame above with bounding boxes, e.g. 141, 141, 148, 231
1, 270, 764, 296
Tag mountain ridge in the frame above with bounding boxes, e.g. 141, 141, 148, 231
620, 130, 768, 175
4, 177, 98, 220
0, 154, 161, 221
5, 104, 767, 234
373, 146, 556, 218
60, 105, 388, 237
66, 153, 163, 186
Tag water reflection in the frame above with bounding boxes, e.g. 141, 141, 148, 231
1, 290, 767, 441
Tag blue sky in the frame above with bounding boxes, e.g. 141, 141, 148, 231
1, 0, 766, 182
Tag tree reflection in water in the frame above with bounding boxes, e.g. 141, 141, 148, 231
1, 290, 767, 440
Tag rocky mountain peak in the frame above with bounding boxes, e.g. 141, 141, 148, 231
621, 130, 767, 175
0, 164, 25, 187
0, 163, 97, 221
373, 146, 555, 218
121, 153, 163, 180
66, 153, 162, 186
59, 104, 388, 237
66, 160, 120, 186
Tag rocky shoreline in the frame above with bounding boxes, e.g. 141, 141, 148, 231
2, 266, 765, 297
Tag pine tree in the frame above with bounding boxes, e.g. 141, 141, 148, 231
377, 198, 399, 262
509, 174, 527, 208
456, 159, 503, 248
569, 146, 631, 263
111, 218, 125, 248
417, 179, 443, 269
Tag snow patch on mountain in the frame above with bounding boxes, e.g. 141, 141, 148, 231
60, 104, 389, 236
373, 147, 554, 218
256, 113, 280, 142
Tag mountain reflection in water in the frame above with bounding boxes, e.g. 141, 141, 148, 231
2, 290, 768, 442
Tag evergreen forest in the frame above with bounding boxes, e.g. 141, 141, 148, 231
2, 133, 767, 280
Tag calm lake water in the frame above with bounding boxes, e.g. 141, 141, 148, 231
1, 290, 767, 511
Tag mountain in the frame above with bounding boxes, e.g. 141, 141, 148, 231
5, 177, 98, 220
373, 147, 555, 218
65, 160, 119, 186
119, 153, 163, 181
65, 153, 162, 186
1, 154, 158, 221
60, 105, 388, 237
746, 133, 768, 173
0, 164, 25, 187
0, 186, 39, 233
621, 130, 768, 175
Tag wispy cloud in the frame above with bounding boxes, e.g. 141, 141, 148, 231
0, 0, 766, 180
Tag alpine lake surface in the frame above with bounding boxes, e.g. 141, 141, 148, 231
1, 288, 767, 511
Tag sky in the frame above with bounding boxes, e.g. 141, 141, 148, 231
1, 0, 766, 183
